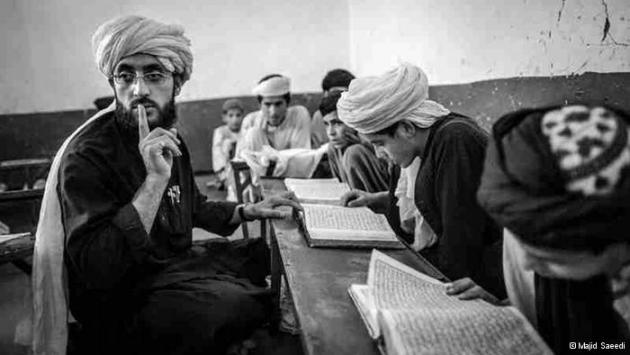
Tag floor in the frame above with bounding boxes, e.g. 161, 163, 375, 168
0, 174, 302, 355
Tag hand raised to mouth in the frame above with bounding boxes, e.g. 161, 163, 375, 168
137, 104, 182, 180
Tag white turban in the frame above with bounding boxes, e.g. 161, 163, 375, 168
337, 63, 450, 134
92, 15, 193, 83
252, 76, 291, 96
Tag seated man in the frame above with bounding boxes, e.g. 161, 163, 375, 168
338, 63, 505, 298
449, 104, 630, 353
56, 16, 301, 355
311, 69, 355, 148
237, 74, 311, 155
319, 91, 389, 192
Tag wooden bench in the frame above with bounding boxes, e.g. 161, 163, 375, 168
0, 232, 35, 274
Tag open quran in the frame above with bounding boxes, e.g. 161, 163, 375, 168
348, 250, 552, 355
297, 203, 403, 249
284, 178, 351, 205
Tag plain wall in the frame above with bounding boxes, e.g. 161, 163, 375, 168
0, 0, 351, 114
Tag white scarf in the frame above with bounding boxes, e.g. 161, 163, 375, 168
31, 104, 115, 355
395, 157, 437, 251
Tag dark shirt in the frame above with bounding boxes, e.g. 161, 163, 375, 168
414, 113, 505, 297
57, 111, 239, 324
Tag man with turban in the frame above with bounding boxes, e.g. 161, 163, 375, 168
310, 68, 356, 148
319, 90, 390, 193
237, 74, 312, 155
51, 15, 300, 355
338, 63, 505, 298
449, 104, 630, 353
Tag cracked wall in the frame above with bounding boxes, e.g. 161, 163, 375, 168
348, 0, 630, 83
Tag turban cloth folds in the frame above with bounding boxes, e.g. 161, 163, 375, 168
92, 15, 193, 83
336, 63, 450, 134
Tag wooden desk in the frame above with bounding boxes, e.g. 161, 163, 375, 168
0, 232, 35, 274
0, 188, 44, 202
261, 178, 447, 355
0, 158, 50, 190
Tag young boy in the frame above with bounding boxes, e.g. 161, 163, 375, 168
212, 98, 245, 189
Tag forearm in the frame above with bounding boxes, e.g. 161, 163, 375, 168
132, 175, 169, 233
367, 191, 390, 213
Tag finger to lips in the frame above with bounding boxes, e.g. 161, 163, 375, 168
137, 104, 150, 139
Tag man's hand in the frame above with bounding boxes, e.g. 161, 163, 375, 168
132, 104, 182, 233
137, 104, 181, 181
341, 189, 374, 208
242, 191, 303, 221
445, 277, 501, 305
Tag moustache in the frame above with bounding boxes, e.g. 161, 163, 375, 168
131, 99, 158, 110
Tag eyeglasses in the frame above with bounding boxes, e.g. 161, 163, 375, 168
111, 71, 171, 86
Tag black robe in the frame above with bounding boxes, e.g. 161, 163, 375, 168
58, 111, 271, 355
413, 113, 505, 298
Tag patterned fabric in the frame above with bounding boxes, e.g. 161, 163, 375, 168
542, 105, 630, 196
478, 105, 630, 251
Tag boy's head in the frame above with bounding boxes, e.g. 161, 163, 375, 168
222, 98, 244, 132
319, 91, 359, 149
336, 64, 450, 167
253, 74, 291, 127
321, 69, 354, 97
479, 104, 630, 280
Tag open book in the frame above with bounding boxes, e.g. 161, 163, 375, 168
348, 250, 552, 355
284, 178, 350, 205
298, 204, 403, 249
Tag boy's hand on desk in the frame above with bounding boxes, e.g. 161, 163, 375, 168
341, 190, 372, 207
445, 277, 501, 305
244, 191, 303, 220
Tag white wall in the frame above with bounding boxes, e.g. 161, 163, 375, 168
0, 0, 351, 114
3, 0, 630, 115
348, 0, 630, 84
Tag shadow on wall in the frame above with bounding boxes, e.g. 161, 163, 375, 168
1, 72, 629, 173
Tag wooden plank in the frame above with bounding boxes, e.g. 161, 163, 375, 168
0, 189, 44, 202
261, 178, 446, 355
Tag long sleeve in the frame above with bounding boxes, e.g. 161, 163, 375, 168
343, 144, 389, 193
191, 174, 240, 236
310, 110, 329, 148
212, 126, 227, 172
59, 151, 151, 291
289, 106, 312, 149
432, 123, 489, 281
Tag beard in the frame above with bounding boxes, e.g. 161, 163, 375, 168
114, 95, 177, 130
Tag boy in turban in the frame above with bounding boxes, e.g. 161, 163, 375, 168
237, 74, 312, 155
43, 15, 300, 355
338, 63, 505, 298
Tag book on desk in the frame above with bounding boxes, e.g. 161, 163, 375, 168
284, 178, 351, 205
286, 178, 403, 249
348, 250, 552, 355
